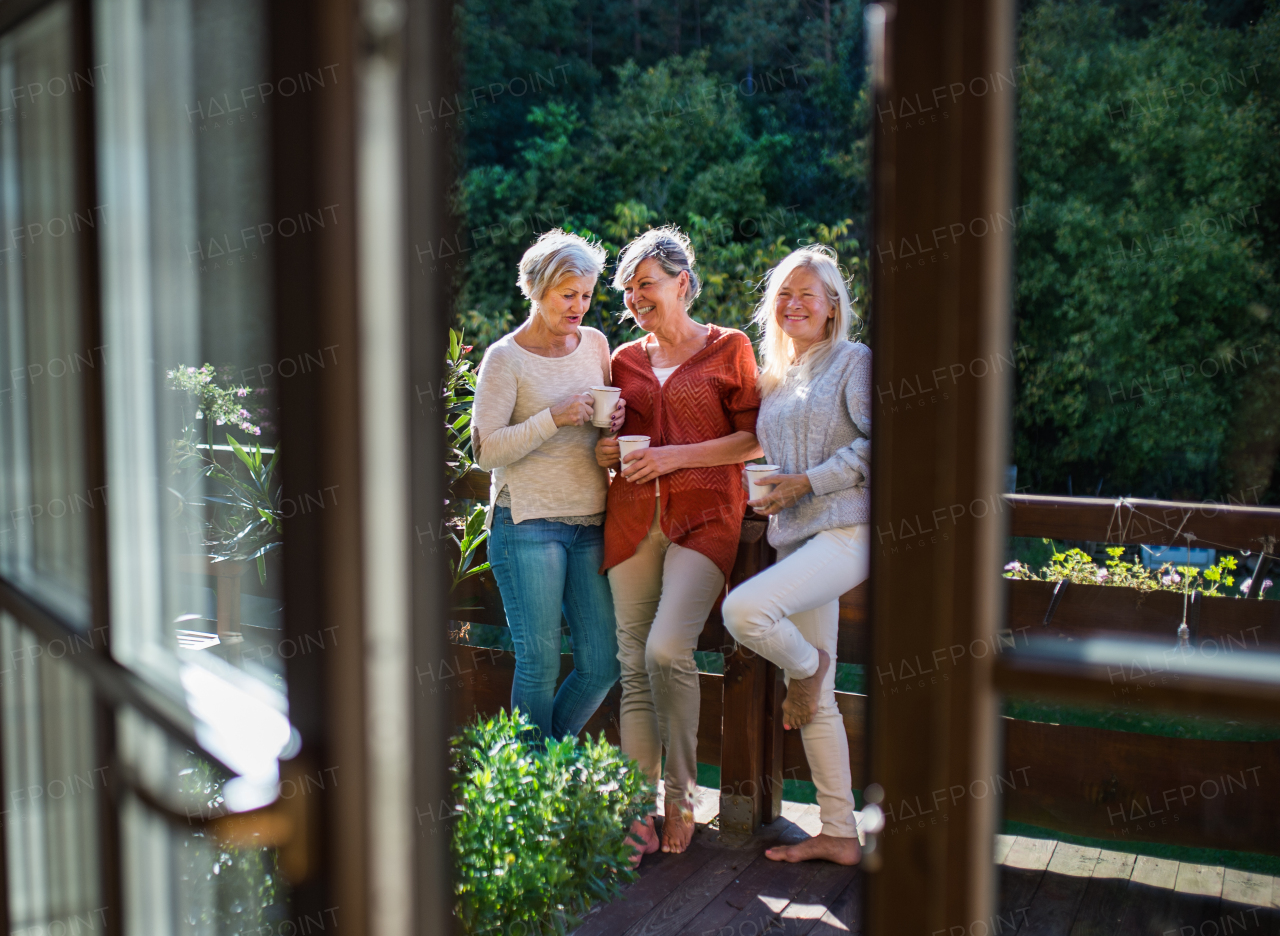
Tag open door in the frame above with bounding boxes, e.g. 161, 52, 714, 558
0, 0, 453, 932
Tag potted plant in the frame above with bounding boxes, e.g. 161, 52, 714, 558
167, 365, 284, 644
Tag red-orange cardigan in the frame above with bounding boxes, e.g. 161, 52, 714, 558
602, 324, 761, 583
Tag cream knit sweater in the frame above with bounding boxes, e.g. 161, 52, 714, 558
471, 327, 612, 524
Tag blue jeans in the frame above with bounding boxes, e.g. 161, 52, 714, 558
488, 506, 620, 741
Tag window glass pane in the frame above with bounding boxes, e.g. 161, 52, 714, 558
94, 0, 284, 698
117, 708, 290, 936
0, 612, 103, 934
0, 0, 91, 625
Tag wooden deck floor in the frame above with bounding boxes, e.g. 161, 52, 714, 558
572, 821, 1280, 936
996, 835, 1280, 936
572, 816, 861, 936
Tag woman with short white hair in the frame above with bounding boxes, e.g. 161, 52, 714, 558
471, 229, 626, 741
720, 244, 870, 866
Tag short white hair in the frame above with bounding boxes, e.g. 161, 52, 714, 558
516, 229, 606, 308
753, 245, 859, 397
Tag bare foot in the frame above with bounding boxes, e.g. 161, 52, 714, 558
626, 816, 660, 867
766, 833, 860, 865
782, 650, 831, 730
660, 799, 695, 854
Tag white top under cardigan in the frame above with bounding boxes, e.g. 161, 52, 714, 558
649, 362, 677, 494
471, 327, 612, 525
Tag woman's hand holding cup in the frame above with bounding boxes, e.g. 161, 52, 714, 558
747, 472, 813, 515
595, 435, 621, 469
551, 392, 595, 427
607, 397, 627, 434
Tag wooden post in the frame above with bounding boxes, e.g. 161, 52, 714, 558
173, 554, 246, 645
718, 520, 778, 835
865, 0, 1013, 928
762, 659, 785, 823
213, 561, 246, 644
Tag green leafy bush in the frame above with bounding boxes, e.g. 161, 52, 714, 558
451, 709, 652, 936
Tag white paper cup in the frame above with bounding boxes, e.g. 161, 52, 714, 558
618, 435, 650, 472
746, 465, 781, 502
590, 386, 622, 428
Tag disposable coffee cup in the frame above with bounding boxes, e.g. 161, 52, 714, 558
590, 386, 622, 428
746, 464, 781, 502
618, 435, 650, 472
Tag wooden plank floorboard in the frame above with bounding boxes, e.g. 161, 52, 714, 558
1019, 844, 1101, 936
1002, 866, 1050, 931
1154, 862, 1223, 936
1220, 868, 1276, 908
682, 856, 856, 936
772, 863, 860, 936
680, 852, 826, 936
1114, 857, 1183, 936
1221, 870, 1280, 936
1001, 837, 1059, 925
809, 873, 863, 936
582, 828, 1276, 936
1067, 849, 1136, 936
618, 834, 780, 936
572, 836, 722, 936
572, 818, 855, 936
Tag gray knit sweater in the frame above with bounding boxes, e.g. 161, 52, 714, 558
756, 340, 871, 550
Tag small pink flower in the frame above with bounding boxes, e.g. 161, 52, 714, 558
1240, 578, 1252, 593
1004, 561, 1021, 571
1096, 569, 1109, 581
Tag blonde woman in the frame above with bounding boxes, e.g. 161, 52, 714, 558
595, 226, 762, 860
720, 244, 869, 865
471, 230, 626, 742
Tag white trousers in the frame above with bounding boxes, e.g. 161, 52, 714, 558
720, 523, 870, 838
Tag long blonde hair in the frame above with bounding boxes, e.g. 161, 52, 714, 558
753, 245, 859, 397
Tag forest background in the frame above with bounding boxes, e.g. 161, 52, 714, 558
435, 0, 1280, 502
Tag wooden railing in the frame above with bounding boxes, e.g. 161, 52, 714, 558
445, 470, 1280, 855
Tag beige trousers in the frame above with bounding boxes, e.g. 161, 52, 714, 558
608, 505, 725, 810
721, 523, 870, 838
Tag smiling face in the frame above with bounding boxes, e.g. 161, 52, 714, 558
774, 265, 834, 354
623, 257, 689, 334
536, 274, 597, 335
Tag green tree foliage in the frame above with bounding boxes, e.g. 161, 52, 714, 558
442, 0, 871, 353
446, 0, 1280, 501
1013, 0, 1280, 500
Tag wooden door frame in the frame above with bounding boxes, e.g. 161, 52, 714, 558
864, 0, 1015, 931
271, 0, 453, 932
405, 0, 457, 927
